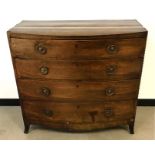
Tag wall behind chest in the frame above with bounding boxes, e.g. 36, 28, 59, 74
0, 0, 154, 99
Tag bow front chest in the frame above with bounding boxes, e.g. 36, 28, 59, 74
7, 20, 147, 134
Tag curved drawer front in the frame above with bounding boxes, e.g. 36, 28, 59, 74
15, 59, 143, 80
18, 79, 140, 101
23, 100, 135, 125
11, 38, 146, 59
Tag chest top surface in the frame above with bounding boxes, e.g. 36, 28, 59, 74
8, 20, 147, 39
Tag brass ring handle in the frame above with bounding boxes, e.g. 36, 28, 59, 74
103, 108, 113, 117
41, 87, 51, 96
105, 65, 117, 75
40, 66, 49, 75
105, 87, 115, 96
106, 44, 118, 54
43, 109, 53, 117
66, 121, 70, 125
35, 44, 47, 54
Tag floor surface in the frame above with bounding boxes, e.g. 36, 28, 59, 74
0, 106, 154, 140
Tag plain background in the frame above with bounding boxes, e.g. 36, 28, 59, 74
0, 0, 154, 99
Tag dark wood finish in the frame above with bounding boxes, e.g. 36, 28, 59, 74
7, 20, 147, 134
23, 100, 135, 123
18, 79, 140, 101
24, 123, 30, 134
15, 58, 143, 80
129, 122, 135, 134
23, 100, 135, 131
11, 38, 146, 59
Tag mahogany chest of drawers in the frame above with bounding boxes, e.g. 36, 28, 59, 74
7, 20, 147, 134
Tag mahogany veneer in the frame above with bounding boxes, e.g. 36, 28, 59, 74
7, 20, 147, 134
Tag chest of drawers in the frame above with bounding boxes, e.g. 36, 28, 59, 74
7, 20, 147, 134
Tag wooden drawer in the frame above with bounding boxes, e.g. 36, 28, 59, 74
18, 79, 140, 101
23, 100, 135, 125
11, 38, 146, 59
15, 58, 143, 80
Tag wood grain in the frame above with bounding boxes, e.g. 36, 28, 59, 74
8, 20, 147, 38
23, 100, 135, 125
11, 38, 146, 59
7, 20, 147, 133
18, 79, 140, 101
15, 58, 143, 80
15, 20, 143, 27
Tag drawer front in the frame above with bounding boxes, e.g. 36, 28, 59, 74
15, 58, 143, 80
18, 79, 140, 101
23, 100, 135, 124
11, 38, 146, 59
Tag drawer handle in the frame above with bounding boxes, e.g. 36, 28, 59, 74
66, 121, 70, 125
36, 44, 47, 54
40, 66, 49, 75
103, 108, 113, 117
106, 44, 118, 54
105, 87, 115, 96
41, 87, 51, 96
43, 109, 53, 117
105, 65, 117, 75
